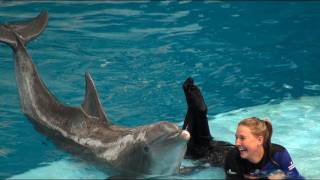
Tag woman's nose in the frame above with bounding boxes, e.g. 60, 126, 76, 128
235, 138, 241, 146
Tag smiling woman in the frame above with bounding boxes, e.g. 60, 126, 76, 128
224, 117, 304, 179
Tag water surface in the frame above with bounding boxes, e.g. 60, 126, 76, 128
1, 1, 320, 179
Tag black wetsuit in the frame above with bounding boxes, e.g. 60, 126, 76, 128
224, 143, 303, 179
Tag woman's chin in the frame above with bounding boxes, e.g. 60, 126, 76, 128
239, 151, 248, 159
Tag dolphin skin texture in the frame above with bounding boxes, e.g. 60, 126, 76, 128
0, 11, 190, 177
182, 77, 234, 166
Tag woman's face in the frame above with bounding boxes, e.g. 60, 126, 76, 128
235, 125, 263, 161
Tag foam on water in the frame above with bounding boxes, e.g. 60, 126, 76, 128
9, 157, 225, 179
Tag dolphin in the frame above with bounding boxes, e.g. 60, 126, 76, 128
0, 11, 190, 177
182, 77, 234, 166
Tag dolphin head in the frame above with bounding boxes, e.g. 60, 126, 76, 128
112, 121, 190, 176
143, 121, 190, 175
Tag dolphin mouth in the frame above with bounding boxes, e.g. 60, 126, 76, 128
167, 130, 190, 141
164, 129, 190, 142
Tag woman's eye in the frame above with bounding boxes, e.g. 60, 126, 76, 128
235, 135, 246, 141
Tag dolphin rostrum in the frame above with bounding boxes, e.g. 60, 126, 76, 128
0, 11, 190, 177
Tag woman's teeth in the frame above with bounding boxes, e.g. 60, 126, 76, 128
238, 146, 247, 152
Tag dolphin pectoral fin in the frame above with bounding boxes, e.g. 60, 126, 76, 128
81, 72, 110, 124
0, 11, 48, 47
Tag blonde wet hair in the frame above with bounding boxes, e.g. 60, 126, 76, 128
238, 117, 272, 146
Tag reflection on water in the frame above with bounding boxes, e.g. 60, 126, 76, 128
0, 148, 12, 157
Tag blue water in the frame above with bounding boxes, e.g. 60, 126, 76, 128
1, 1, 320, 179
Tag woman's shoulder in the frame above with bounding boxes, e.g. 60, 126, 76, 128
270, 143, 293, 164
271, 143, 287, 153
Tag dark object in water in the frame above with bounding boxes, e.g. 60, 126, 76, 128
182, 77, 235, 166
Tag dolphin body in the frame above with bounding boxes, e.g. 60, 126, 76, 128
0, 11, 190, 177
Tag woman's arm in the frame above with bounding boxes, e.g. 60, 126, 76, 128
274, 149, 304, 179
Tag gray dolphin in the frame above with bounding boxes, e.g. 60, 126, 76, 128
0, 11, 190, 177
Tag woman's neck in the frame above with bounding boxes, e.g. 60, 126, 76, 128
248, 146, 265, 164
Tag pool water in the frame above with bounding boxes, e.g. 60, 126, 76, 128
1, 1, 320, 179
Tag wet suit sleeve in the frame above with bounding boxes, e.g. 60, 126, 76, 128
274, 149, 304, 179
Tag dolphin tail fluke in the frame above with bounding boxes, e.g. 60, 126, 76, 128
82, 72, 111, 124
0, 10, 48, 48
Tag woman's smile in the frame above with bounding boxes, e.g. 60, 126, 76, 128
235, 125, 264, 163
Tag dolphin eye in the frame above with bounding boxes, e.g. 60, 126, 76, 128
143, 146, 149, 153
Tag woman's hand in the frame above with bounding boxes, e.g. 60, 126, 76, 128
268, 170, 286, 180
243, 174, 259, 179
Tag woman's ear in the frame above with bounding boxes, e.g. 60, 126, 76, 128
257, 136, 264, 145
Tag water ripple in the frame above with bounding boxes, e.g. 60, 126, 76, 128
130, 23, 202, 36
304, 84, 320, 91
